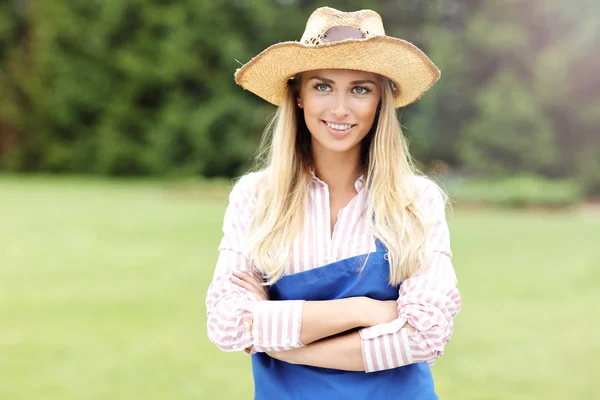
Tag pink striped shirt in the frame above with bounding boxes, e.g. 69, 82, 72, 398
206, 171, 460, 372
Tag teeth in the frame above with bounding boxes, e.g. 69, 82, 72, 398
326, 122, 352, 131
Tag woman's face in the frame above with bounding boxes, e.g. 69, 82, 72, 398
298, 69, 381, 156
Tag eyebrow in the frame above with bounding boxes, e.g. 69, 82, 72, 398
308, 76, 378, 86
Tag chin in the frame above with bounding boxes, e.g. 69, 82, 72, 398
316, 136, 362, 154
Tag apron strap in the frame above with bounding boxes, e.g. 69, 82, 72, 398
374, 236, 388, 255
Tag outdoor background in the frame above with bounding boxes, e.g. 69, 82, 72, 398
1, 0, 598, 399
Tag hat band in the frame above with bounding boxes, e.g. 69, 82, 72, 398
305, 26, 366, 45
322, 26, 365, 43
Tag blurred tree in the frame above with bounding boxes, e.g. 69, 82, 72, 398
0, 0, 598, 194
0, 0, 28, 164
382, 0, 474, 168
460, 70, 557, 175
0, 0, 296, 176
455, 0, 600, 188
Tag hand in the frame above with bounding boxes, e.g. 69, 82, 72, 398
362, 298, 398, 327
231, 270, 269, 302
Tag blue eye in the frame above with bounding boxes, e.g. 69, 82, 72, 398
314, 83, 331, 92
353, 86, 371, 95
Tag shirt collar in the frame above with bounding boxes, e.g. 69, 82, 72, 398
310, 169, 366, 192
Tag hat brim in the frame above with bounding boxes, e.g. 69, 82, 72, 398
234, 36, 441, 108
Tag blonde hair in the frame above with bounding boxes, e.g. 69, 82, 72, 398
245, 74, 445, 285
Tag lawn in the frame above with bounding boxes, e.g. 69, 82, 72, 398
1, 176, 598, 399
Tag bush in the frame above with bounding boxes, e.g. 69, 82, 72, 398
446, 175, 583, 209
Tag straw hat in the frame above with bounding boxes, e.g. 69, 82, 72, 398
234, 7, 440, 108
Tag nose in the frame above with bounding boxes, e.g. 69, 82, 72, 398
330, 92, 350, 118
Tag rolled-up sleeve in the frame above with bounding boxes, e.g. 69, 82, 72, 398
206, 173, 305, 354
358, 181, 461, 372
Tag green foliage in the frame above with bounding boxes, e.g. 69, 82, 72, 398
0, 0, 598, 193
0, 0, 280, 176
448, 175, 583, 208
453, 0, 600, 188
459, 71, 557, 175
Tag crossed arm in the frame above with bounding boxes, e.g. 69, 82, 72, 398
269, 329, 366, 371
231, 271, 407, 371
210, 249, 458, 373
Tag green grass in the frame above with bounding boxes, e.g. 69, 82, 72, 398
1, 175, 598, 399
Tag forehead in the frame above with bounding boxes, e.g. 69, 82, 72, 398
302, 69, 379, 83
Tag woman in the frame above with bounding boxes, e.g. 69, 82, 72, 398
206, 7, 460, 399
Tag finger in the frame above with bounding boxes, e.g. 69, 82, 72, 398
230, 275, 260, 293
234, 271, 265, 292
232, 271, 259, 288
231, 272, 267, 297
231, 276, 265, 300
231, 271, 269, 300
252, 269, 266, 283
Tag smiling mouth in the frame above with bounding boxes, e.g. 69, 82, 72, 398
324, 121, 355, 131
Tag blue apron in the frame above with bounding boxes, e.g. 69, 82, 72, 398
251, 239, 438, 399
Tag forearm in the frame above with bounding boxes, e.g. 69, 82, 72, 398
229, 270, 398, 352
270, 331, 365, 371
246, 296, 368, 352
299, 297, 367, 345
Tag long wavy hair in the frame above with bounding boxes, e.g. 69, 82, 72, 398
245, 73, 445, 286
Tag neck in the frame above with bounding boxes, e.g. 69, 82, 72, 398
312, 143, 363, 192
